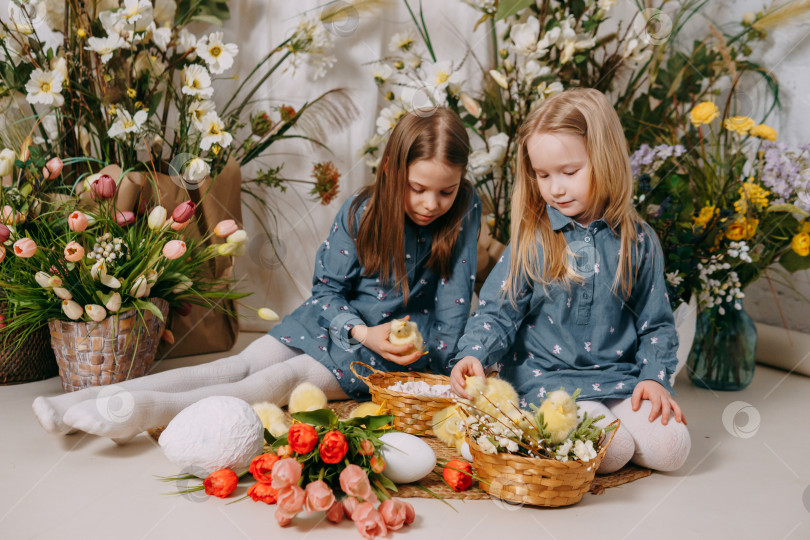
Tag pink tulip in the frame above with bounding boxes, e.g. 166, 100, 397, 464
2, 205, 15, 224
339, 464, 374, 501
162, 240, 186, 260
42, 157, 63, 180
325, 500, 345, 523
91, 174, 116, 200
170, 219, 190, 231
277, 485, 306, 515
115, 210, 135, 226
275, 507, 296, 528
64, 241, 85, 262
171, 201, 196, 224
271, 458, 302, 490
0, 245, 5, 263
0, 223, 9, 243
13, 237, 37, 257
68, 211, 88, 232
378, 498, 414, 531
214, 219, 239, 237
342, 496, 360, 520
304, 480, 335, 514
352, 502, 388, 540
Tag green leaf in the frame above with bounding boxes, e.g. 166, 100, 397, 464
131, 299, 166, 322
342, 414, 394, 431
291, 409, 339, 428
495, 0, 534, 20
780, 250, 810, 273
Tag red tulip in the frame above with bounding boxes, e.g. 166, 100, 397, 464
0, 223, 9, 243
175, 302, 192, 317
115, 210, 135, 226
171, 201, 196, 224
91, 174, 116, 200
42, 157, 63, 180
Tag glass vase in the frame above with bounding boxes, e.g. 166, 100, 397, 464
688, 306, 757, 391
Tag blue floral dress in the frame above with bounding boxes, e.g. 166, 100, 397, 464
451, 205, 678, 408
270, 192, 481, 399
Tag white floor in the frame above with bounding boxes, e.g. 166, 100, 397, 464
1, 332, 808, 540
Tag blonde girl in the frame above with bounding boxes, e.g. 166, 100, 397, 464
450, 88, 689, 473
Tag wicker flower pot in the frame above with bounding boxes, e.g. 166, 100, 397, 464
0, 324, 59, 385
49, 298, 170, 392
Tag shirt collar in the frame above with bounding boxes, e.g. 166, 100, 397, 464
546, 204, 608, 231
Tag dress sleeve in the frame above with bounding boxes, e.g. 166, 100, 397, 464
450, 242, 536, 370
311, 199, 366, 352
427, 191, 482, 373
630, 223, 680, 394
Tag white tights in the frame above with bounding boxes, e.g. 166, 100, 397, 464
32, 335, 348, 442
577, 399, 691, 473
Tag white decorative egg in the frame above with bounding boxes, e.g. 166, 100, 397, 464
379, 432, 437, 484
159, 396, 264, 478
460, 441, 473, 462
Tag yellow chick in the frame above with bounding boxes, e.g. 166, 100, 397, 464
349, 401, 386, 418
432, 404, 467, 453
288, 382, 328, 413
388, 319, 423, 351
252, 401, 289, 437
538, 390, 578, 444
465, 376, 522, 422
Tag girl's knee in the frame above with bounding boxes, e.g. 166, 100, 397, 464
597, 424, 635, 474
632, 421, 691, 472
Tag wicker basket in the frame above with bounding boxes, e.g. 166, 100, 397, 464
349, 361, 455, 436
468, 419, 620, 507
0, 323, 59, 385
49, 298, 170, 392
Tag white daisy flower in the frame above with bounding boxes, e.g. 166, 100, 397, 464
375, 104, 406, 135
181, 65, 213, 98
197, 112, 232, 151
188, 100, 216, 129
85, 34, 126, 64
120, 0, 153, 32
424, 60, 462, 93
176, 28, 197, 59
149, 23, 172, 51
107, 109, 148, 139
184, 157, 210, 183
388, 29, 416, 53
25, 69, 65, 107
197, 31, 238, 74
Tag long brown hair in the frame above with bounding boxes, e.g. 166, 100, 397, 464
507, 88, 641, 303
349, 108, 473, 304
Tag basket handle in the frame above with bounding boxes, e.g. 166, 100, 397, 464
349, 361, 381, 386
597, 418, 621, 456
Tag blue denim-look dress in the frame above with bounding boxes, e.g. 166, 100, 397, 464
270, 191, 481, 399
451, 205, 678, 408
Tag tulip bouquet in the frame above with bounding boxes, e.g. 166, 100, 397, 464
173, 408, 417, 538
0, 170, 249, 348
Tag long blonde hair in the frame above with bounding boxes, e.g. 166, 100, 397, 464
506, 88, 641, 304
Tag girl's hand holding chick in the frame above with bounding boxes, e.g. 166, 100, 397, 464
351, 315, 424, 366
450, 356, 485, 399
632, 379, 687, 425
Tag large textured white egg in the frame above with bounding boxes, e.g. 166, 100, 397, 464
159, 396, 264, 479
379, 432, 437, 484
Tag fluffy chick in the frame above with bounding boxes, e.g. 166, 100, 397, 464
288, 382, 328, 413
432, 404, 467, 453
252, 401, 289, 437
465, 376, 521, 422
349, 401, 386, 418
388, 319, 423, 351
538, 390, 578, 444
